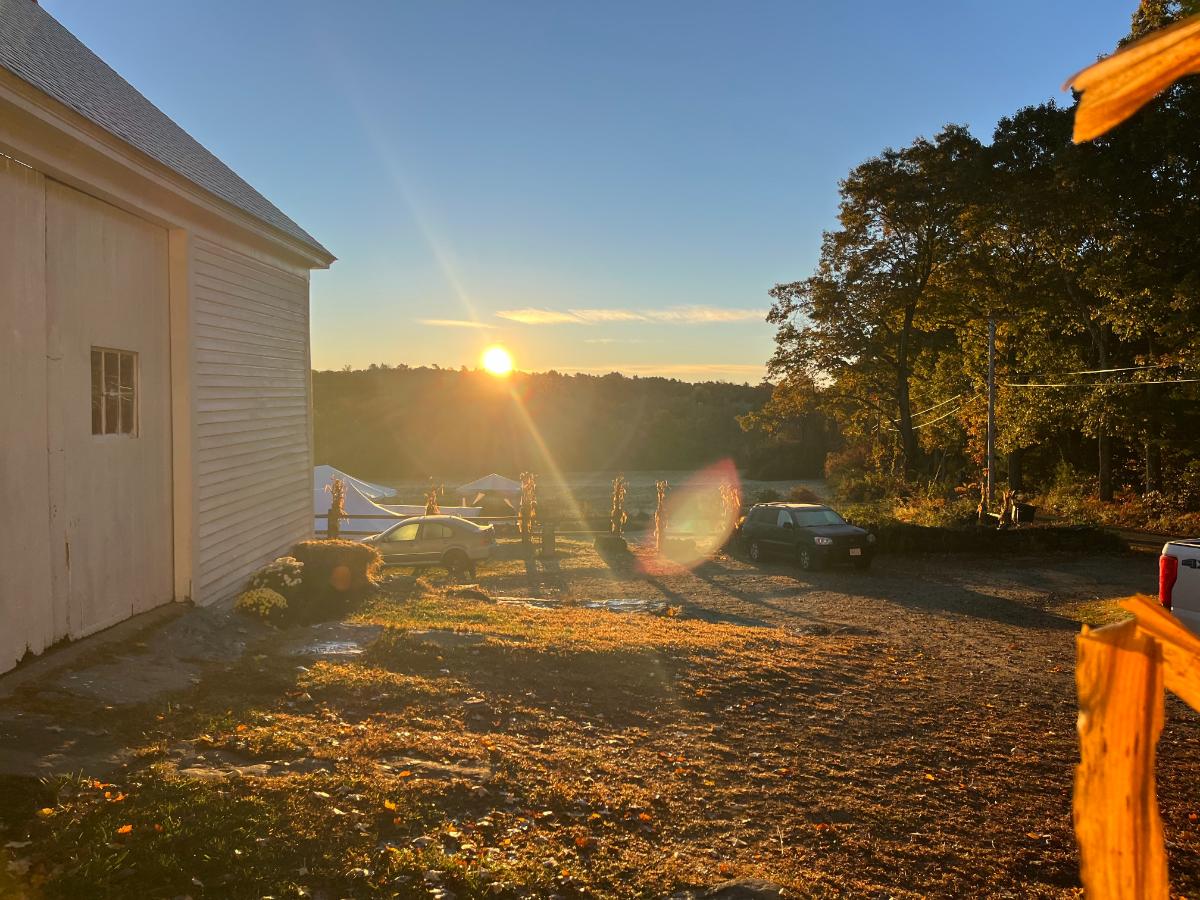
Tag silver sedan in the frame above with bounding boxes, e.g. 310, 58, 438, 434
364, 515, 497, 574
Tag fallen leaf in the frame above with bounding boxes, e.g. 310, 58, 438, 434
116, 824, 133, 835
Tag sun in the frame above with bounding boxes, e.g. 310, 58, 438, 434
481, 345, 514, 376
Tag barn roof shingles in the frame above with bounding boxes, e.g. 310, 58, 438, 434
0, 0, 331, 258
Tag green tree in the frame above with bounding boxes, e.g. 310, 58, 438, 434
766, 125, 984, 477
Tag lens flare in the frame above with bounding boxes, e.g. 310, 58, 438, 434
482, 346, 513, 376
653, 459, 743, 569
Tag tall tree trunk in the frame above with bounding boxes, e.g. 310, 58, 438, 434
1145, 439, 1162, 494
895, 301, 919, 477
1098, 430, 1114, 502
1007, 448, 1023, 493
1063, 280, 1114, 502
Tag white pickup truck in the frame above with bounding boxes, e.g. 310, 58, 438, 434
1159, 540, 1200, 634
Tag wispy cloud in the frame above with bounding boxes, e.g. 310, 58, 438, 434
571, 309, 648, 323
494, 308, 585, 325
646, 306, 764, 323
495, 305, 765, 326
419, 318, 492, 329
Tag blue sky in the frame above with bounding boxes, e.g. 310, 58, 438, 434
45, 0, 1134, 382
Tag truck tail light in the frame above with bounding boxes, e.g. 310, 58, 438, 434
1160, 554, 1179, 610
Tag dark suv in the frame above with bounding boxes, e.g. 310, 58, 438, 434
740, 503, 875, 571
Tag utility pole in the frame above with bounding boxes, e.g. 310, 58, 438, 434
986, 316, 996, 511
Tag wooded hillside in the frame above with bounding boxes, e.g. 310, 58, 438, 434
312, 366, 828, 481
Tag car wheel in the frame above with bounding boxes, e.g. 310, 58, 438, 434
798, 546, 820, 572
444, 549, 470, 575
748, 540, 762, 563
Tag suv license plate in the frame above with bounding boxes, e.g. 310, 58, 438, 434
849, 548, 862, 556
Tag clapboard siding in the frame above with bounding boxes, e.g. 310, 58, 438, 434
192, 237, 312, 604
0, 157, 53, 673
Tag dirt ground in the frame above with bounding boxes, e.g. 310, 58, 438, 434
1, 539, 1198, 898
472, 539, 1200, 897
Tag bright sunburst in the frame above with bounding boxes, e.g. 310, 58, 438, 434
481, 345, 514, 376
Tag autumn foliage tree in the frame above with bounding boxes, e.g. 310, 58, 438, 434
761, 0, 1200, 503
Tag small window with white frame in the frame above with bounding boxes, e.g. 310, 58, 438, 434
90, 348, 137, 436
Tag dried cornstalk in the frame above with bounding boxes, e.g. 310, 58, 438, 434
610, 474, 628, 537
654, 480, 669, 552
424, 482, 441, 516
325, 477, 347, 540
518, 472, 537, 545
1074, 595, 1200, 899
1067, 14, 1200, 142
718, 482, 741, 538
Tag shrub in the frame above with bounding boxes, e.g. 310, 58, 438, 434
235, 587, 288, 622
247, 556, 304, 598
787, 485, 823, 504
1038, 462, 1100, 524
290, 540, 382, 621
842, 515, 1127, 556
833, 471, 909, 504
750, 488, 781, 504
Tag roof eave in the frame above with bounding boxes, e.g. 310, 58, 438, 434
0, 68, 335, 269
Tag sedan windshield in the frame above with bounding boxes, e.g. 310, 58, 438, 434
793, 508, 846, 527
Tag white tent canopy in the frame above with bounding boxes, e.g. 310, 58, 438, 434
457, 473, 520, 495
313, 467, 482, 538
314, 467, 403, 538
314, 464, 395, 501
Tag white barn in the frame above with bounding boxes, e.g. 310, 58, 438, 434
0, 0, 335, 674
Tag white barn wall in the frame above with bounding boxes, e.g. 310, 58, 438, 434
191, 237, 314, 605
0, 156, 52, 672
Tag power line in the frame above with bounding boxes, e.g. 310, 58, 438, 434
910, 393, 963, 418
913, 405, 964, 429
882, 405, 965, 431
1060, 364, 1177, 375
1002, 377, 1200, 388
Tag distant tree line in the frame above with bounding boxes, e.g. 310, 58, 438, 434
753, 1, 1200, 502
312, 365, 829, 482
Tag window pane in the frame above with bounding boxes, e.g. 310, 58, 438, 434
119, 393, 134, 434
104, 393, 119, 434
104, 351, 119, 396
119, 352, 135, 434
119, 352, 134, 390
91, 350, 103, 434
389, 522, 420, 542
